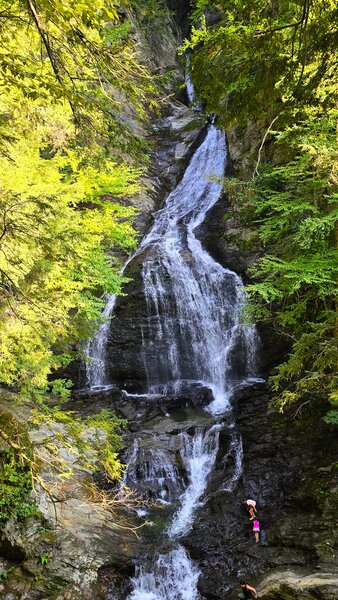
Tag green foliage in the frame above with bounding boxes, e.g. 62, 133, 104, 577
0, 0, 157, 154
187, 1, 338, 419
29, 406, 126, 481
0, 568, 13, 581
40, 552, 50, 566
323, 392, 338, 426
129, 0, 171, 30
0, 1, 159, 399
0, 410, 37, 526
0, 448, 37, 525
0, 126, 140, 398
185, 0, 338, 130
0, 1, 154, 520
245, 121, 337, 415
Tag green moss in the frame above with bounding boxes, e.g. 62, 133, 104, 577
182, 119, 202, 132
0, 448, 37, 526
0, 568, 13, 581
0, 411, 36, 527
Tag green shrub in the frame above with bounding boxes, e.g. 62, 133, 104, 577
0, 448, 37, 526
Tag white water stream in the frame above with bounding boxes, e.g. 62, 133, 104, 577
129, 545, 201, 600
140, 124, 255, 414
123, 439, 186, 503
86, 294, 117, 389
168, 425, 221, 537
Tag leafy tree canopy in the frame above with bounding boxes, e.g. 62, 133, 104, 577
0, 1, 160, 508
0, 0, 157, 153
185, 0, 338, 420
0, 125, 140, 398
0, 1, 159, 400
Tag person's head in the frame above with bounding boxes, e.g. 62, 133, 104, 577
240, 580, 246, 587
242, 498, 247, 504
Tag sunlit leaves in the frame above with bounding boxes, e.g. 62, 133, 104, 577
0, 118, 140, 398
0, 0, 157, 154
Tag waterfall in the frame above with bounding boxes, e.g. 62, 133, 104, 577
185, 55, 202, 112
123, 440, 186, 503
128, 545, 201, 600
139, 124, 255, 414
168, 425, 221, 537
128, 120, 257, 597
86, 65, 258, 597
185, 58, 195, 105
85, 294, 117, 389
86, 113, 256, 407
86, 257, 132, 389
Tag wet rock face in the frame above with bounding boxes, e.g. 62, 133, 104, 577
166, 0, 191, 36
179, 391, 338, 600
114, 384, 213, 425
257, 571, 338, 600
0, 403, 141, 600
105, 258, 148, 392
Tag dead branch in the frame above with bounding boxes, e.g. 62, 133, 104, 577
253, 115, 279, 178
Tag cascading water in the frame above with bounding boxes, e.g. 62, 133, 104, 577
139, 123, 255, 414
129, 546, 201, 600
168, 425, 221, 537
86, 253, 135, 390
123, 439, 186, 503
127, 121, 258, 597
86, 294, 117, 389
86, 65, 256, 404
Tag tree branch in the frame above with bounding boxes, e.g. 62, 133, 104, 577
25, 0, 63, 85
253, 20, 302, 37
253, 115, 279, 178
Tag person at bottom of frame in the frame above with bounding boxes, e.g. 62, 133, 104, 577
238, 580, 257, 599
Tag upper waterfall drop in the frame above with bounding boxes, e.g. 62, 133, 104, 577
139, 124, 256, 414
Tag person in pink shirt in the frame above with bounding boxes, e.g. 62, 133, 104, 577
253, 519, 260, 542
